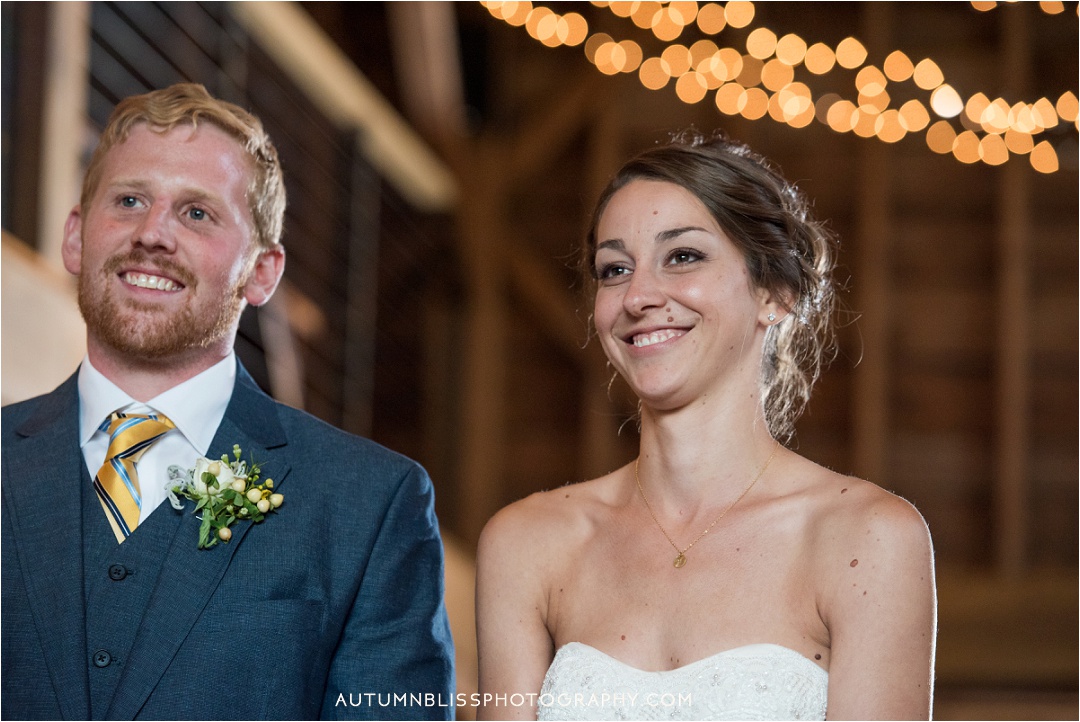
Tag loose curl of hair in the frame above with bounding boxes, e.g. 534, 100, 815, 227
81, 83, 286, 250
583, 130, 838, 443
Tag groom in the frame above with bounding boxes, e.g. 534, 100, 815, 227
1, 84, 454, 720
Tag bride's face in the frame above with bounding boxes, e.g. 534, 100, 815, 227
592, 180, 773, 411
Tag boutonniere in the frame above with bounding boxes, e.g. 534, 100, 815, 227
168, 444, 283, 549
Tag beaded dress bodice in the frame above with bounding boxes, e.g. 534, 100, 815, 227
537, 642, 827, 721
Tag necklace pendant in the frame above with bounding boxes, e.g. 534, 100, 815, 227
673, 553, 687, 569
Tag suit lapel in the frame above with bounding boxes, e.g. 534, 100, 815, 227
4, 374, 92, 720
106, 366, 292, 719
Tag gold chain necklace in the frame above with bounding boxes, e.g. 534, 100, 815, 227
634, 444, 779, 569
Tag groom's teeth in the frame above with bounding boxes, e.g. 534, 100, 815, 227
124, 272, 180, 291
633, 329, 680, 347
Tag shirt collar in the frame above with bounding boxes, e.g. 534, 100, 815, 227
77, 353, 237, 454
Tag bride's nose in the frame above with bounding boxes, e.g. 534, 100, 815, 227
623, 266, 665, 315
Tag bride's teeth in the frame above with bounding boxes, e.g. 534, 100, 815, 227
634, 329, 679, 347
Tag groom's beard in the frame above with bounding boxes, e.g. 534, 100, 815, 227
78, 249, 248, 361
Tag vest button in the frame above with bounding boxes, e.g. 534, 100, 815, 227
108, 564, 128, 581
92, 650, 112, 668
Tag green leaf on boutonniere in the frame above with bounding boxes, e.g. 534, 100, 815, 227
198, 513, 213, 549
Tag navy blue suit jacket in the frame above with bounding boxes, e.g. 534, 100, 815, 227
1, 364, 455, 720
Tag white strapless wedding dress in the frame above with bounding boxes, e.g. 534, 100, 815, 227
537, 642, 827, 721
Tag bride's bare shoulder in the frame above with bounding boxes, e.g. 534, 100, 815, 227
799, 461, 929, 539
477, 471, 622, 569
790, 458, 933, 585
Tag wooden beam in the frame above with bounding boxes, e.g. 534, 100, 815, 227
579, 100, 627, 480
38, 1, 89, 268
456, 145, 510, 541
852, 2, 891, 484
504, 243, 598, 363
994, 3, 1032, 576
505, 71, 605, 189
232, 2, 458, 212
386, 2, 468, 143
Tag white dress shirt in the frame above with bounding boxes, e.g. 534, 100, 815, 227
78, 354, 236, 524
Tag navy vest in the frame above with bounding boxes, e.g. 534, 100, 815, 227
81, 462, 183, 719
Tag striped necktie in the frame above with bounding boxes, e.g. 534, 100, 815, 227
94, 411, 175, 543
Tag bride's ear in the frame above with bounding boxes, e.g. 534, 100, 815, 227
756, 286, 794, 326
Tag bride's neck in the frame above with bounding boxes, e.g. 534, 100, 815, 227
637, 395, 777, 504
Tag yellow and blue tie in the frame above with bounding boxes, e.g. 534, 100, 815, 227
94, 411, 175, 543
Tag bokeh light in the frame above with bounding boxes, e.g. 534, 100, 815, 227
952, 130, 981, 164
661, 44, 692, 77
856, 66, 888, 96
675, 71, 709, 103
883, 50, 914, 82
835, 37, 868, 69
803, 43, 836, 75
1030, 140, 1059, 172
899, 99, 931, 132
1057, 91, 1079, 122
913, 58, 945, 90
875, 109, 907, 143
639, 56, 671, 90
736, 54, 764, 87
746, 27, 777, 60
740, 87, 770, 119
978, 134, 1009, 165
775, 34, 808, 66
696, 3, 726, 34
724, 1, 755, 28
827, 99, 857, 133
761, 59, 795, 91
715, 82, 745, 115
1004, 128, 1034, 155
926, 120, 957, 154
931, 84, 964, 118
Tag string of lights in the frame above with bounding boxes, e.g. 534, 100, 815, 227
970, 1, 1069, 15
480, 0, 1078, 174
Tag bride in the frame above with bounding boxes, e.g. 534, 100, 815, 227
475, 131, 936, 720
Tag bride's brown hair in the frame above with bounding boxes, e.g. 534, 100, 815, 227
584, 130, 838, 443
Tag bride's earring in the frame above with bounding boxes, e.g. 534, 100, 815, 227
767, 313, 777, 323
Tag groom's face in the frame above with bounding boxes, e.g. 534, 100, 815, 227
62, 122, 261, 365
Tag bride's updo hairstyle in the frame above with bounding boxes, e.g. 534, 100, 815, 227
584, 130, 838, 443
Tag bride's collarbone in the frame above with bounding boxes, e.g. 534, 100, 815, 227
551, 561, 792, 631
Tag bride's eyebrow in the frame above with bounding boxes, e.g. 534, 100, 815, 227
657, 226, 709, 242
597, 226, 709, 252
596, 239, 626, 252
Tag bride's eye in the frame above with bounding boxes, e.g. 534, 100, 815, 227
596, 262, 632, 281
667, 248, 703, 266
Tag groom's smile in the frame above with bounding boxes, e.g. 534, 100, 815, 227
120, 269, 185, 293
